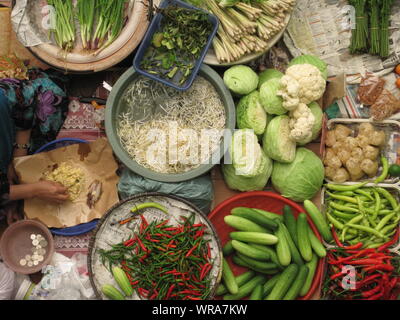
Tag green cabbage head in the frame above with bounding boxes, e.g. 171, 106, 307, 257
271, 147, 324, 202
288, 54, 328, 80
222, 149, 273, 192
296, 101, 323, 146
258, 69, 284, 89
236, 91, 267, 135
259, 78, 287, 115
224, 65, 259, 96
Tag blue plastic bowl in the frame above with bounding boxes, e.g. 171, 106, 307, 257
34, 138, 99, 236
133, 0, 219, 91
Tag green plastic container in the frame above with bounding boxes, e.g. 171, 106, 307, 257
105, 64, 236, 182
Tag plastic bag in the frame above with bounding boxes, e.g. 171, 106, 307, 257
118, 169, 214, 214
357, 74, 386, 105
370, 89, 400, 121
0, 262, 15, 300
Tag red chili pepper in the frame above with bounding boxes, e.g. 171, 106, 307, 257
123, 239, 136, 247
332, 227, 344, 247
179, 290, 202, 296
185, 296, 201, 300
185, 243, 199, 257
192, 223, 205, 228
366, 291, 384, 300
155, 220, 169, 228
130, 280, 139, 286
207, 242, 211, 259
137, 238, 147, 252
140, 214, 149, 227
200, 263, 212, 280
344, 242, 363, 250
164, 227, 180, 231
363, 264, 394, 272
166, 284, 175, 299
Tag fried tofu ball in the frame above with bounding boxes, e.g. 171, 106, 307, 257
356, 135, 370, 149
360, 159, 379, 178
336, 149, 351, 165
332, 168, 350, 183
326, 130, 337, 147
358, 123, 375, 137
344, 136, 359, 150
325, 166, 336, 180
345, 157, 364, 181
334, 124, 352, 141
362, 145, 380, 160
351, 147, 364, 162
332, 141, 346, 154
324, 155, 342, 169
370, 130, 386, 146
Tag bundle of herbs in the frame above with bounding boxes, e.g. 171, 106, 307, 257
140, 6, 213, 85
349, 0, 394, 58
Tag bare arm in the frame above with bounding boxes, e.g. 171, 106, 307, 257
9, 181, 69, 203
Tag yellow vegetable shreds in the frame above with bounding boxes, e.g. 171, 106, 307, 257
44, 162, 85, 201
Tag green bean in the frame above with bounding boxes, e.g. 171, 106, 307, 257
329, 202, 359, 213
346, 223, 386, 238
326, 191, 358, 204
325, 182, 368, 191
374, 156, 389, 184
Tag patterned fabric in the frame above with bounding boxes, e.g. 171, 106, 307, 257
0, 68, 69, 153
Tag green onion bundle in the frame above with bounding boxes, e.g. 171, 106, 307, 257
48, 0, 76, 51
77, 0, 96, 50
379, 0, 393, 58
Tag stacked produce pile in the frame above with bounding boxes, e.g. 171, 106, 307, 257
99, 203, 215, 300
217, 202, 331, 300
184, 0, 296, 63
221, 55, 327, 202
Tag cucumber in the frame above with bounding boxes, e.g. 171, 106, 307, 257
249, 284, 263, 300
216, 270, 256, 296
297, 213, 313, 262
262, 273, 281, 297
231, 207, 278, 230
283, 265, 309, 300
237, 253, 278, 270
283, 205, 298, 245
249, 244, 283, 269
266, 264, 299, 300
299, 253, 319, 297
222, 240, 234, 256
303, 200, 333, 242
252, 208, 284, 222
224, 215, 269, 233
230, 231, 278, 245
222, 258, 238, 295
231, 240, 270, 261
232, 255, 279, 275
223, 275, 266, 300
274, 222, 291, 266
279, 222, 304, 266
112, 267, 133, 296
307, 225, 327, 258
101, 284, 125, 300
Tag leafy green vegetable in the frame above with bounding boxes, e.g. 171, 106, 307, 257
223, 65, 259, 96
262, 115, 296, 163
288, 55, 328, 80
222, 149, 273, 192
271, 148, 324, 202
236, 91, 267, 135
258, 69, 284, 89
296, 102, 323, 146
259, 78, 287, 115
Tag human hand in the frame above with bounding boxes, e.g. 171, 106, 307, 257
33, 180, 69, 204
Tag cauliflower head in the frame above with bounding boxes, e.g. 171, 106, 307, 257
278, 64, 326, 107
288, 103, 315, 142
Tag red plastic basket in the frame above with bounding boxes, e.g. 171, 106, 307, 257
209, 191, 325, 300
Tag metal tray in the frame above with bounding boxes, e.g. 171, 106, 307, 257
320, 183, 400, 250
321, 118, 400, 186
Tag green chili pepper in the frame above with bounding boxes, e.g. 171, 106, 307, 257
326, 212, 358, 235
346, 223, 385, 238
332, 210, 358, 220
335, 191, 356, 197
375, 212, 397, 231
375, 188, 398, 210
380, 222, 399, 235
329, 201, 360, 213
374, 156, 389, 184
325, 182, 368, 192
326, 191, 358, 204
131, 202, 168, 214
354, 189, 374, 200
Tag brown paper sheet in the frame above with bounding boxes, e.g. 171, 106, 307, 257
13, 138, 120, 228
